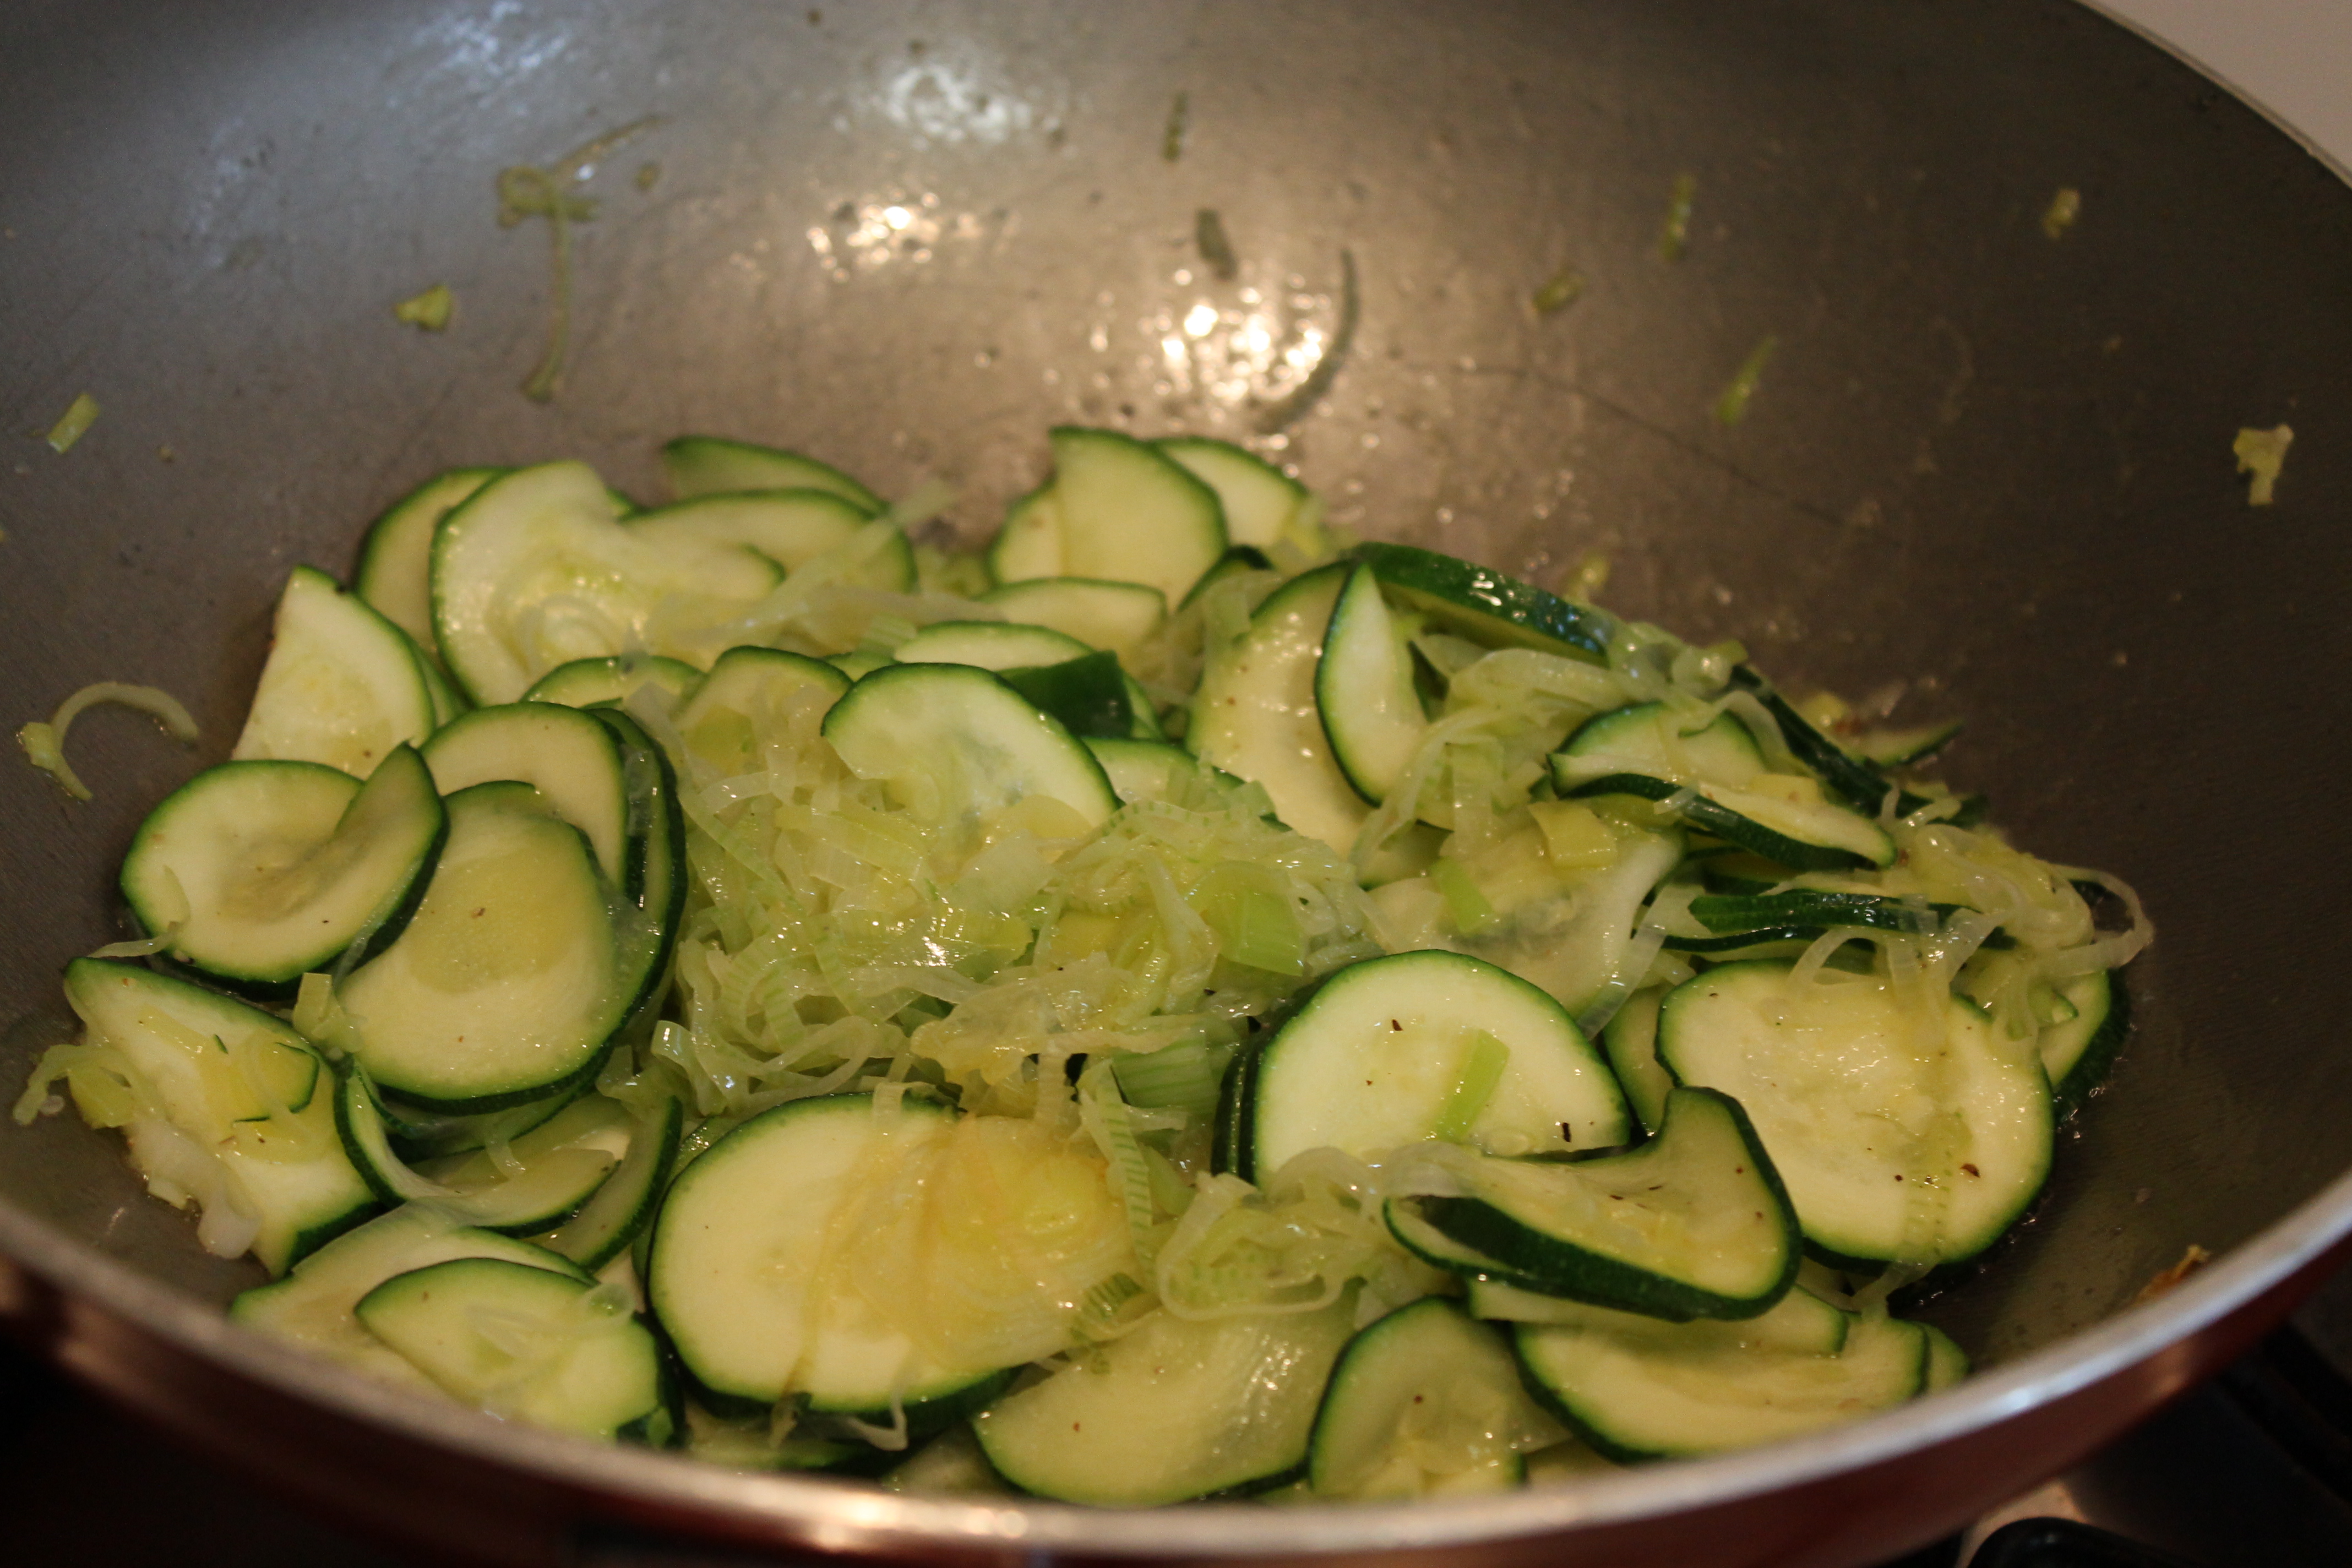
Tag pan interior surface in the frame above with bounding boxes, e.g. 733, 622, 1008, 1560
2, 0, 2350, 1558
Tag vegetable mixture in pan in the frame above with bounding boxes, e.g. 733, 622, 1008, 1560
15, 427, 2147, 1501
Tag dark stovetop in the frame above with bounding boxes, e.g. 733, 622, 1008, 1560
9, 1314, 2352, 1568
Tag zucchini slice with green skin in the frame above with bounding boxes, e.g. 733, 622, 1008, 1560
1234, 950, 1629, 1179
673, 646, 851, 776
355, 1256, 671, 1441
973, 1294, 1355, 1506
353, 466, 505, 657
333, 1068, 624, 1233
234, 565, 439, 778
647, 1094, 1012, 1422
62, 959, 376, 1276
984, 481, 1062, 585
120, 745, 445, 997
1385, 1086, 1799, 1321
1599, 988, 1672, 1137
1307, 1298, 1565, 1499
822, 663, 1118, 832
339, 781, 628, 1113
1317, 562, 1428, 804
1349, 542, 1611, 664
1189, 563, 1368, 854
532, 1090, 684, 1271
895, 621, 1160, 739
1512, 1304, 1927, 1463
1657, 961, 2054, 1266
432, 461, 782, 705
522, 654, 703, 711
1083, 737, 1251, 807
658, 436, 884, 513
1923, 1323, 1970, 1391
1000, 650, 1141, 741
2039, 968, 2129, 1119
1554, 703, 1896, 872
1467, 1278, 1849, 1356
231, 1205, 588, 1393
1180, 543, 1276, 609
1005, 427, 1229, 605
977, 576, 1166, 657
1847, 718, 1963, 770
380, 1076, 591, 1163
1156, 435, 1305, 549
628, 488, 885, 575
586, 708, 688, 1031
422, 703, 630, 887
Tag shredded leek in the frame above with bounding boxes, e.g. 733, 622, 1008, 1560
17, 682, 198, 802
1162, 90, 1190, 163
498, 117, 664, 402
1532, 265, 1586, 316
1430, 1031, 1511, 1144
1195, 208, 1239, 281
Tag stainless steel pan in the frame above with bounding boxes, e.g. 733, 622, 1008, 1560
5, 2, 2351, 1563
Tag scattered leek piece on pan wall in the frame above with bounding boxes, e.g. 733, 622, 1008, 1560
393, 284, 454, 331
1713, 336, 1779, 427
17, 683, 199, 802
2041, 186, 2082, 239
497, 116, 663, 403
1658, 173, 1697, 260
45, 392, 100, 454
2234, 424, 2293, 505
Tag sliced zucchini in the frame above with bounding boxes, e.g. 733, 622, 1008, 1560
333, 1067, 622, 1232
658, 436, 884, 513
977, 577, 1166, 657
1847, 718, 1963, 770
1308, 1298, 1564, 1500
1317, 562, 1427, 804
533, 1090, 684, 1271
589, 708, 688, 1031
356, 1256, 668, 1440
379, 1077, 590, 1164
631, 489, 913, 592
408, 630, 471, 727
973, 1295, 1355, 1505
1189, 563, 1368, 854
1180, 543, 1276, 609
2039, 968, 2128, 1118
522, 654, 703, 711
432, 461, 781, 705
1672, 890, 2013, 955
339, 781, 626, 1112
1922, 1322, 1970, 1391
1599, 988, 1672, 1136
231, 1204, 588, 1393
1156, 436, 1305, 549
1512, 1304, 1927, 1462
1084, 738, 1240, 807
1656, 962, 2054, 1266
1467, 1278, 1849, 1356
1000, 650, 1142, 741
1385, 1086, 1798, 1321
233, 565, 438, 778
1349, 542, 1610, 663
894, 619, 1091, 668
985, 481, 1063, 585
821, 663, 1117, 832
353, 466, 504, 657
895, 621, 1159, 738
119, 745, 444, 995
1233, 950, 1628, 1179
994, 428, 1228, 605
1554, 703, 1896, 872
647, 1095, 1011, 1421
674, 646, 851, 777
62, 959, 375, 1275
421, 702, 629, 886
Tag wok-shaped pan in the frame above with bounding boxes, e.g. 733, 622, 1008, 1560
3, 2, 2350, 1564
